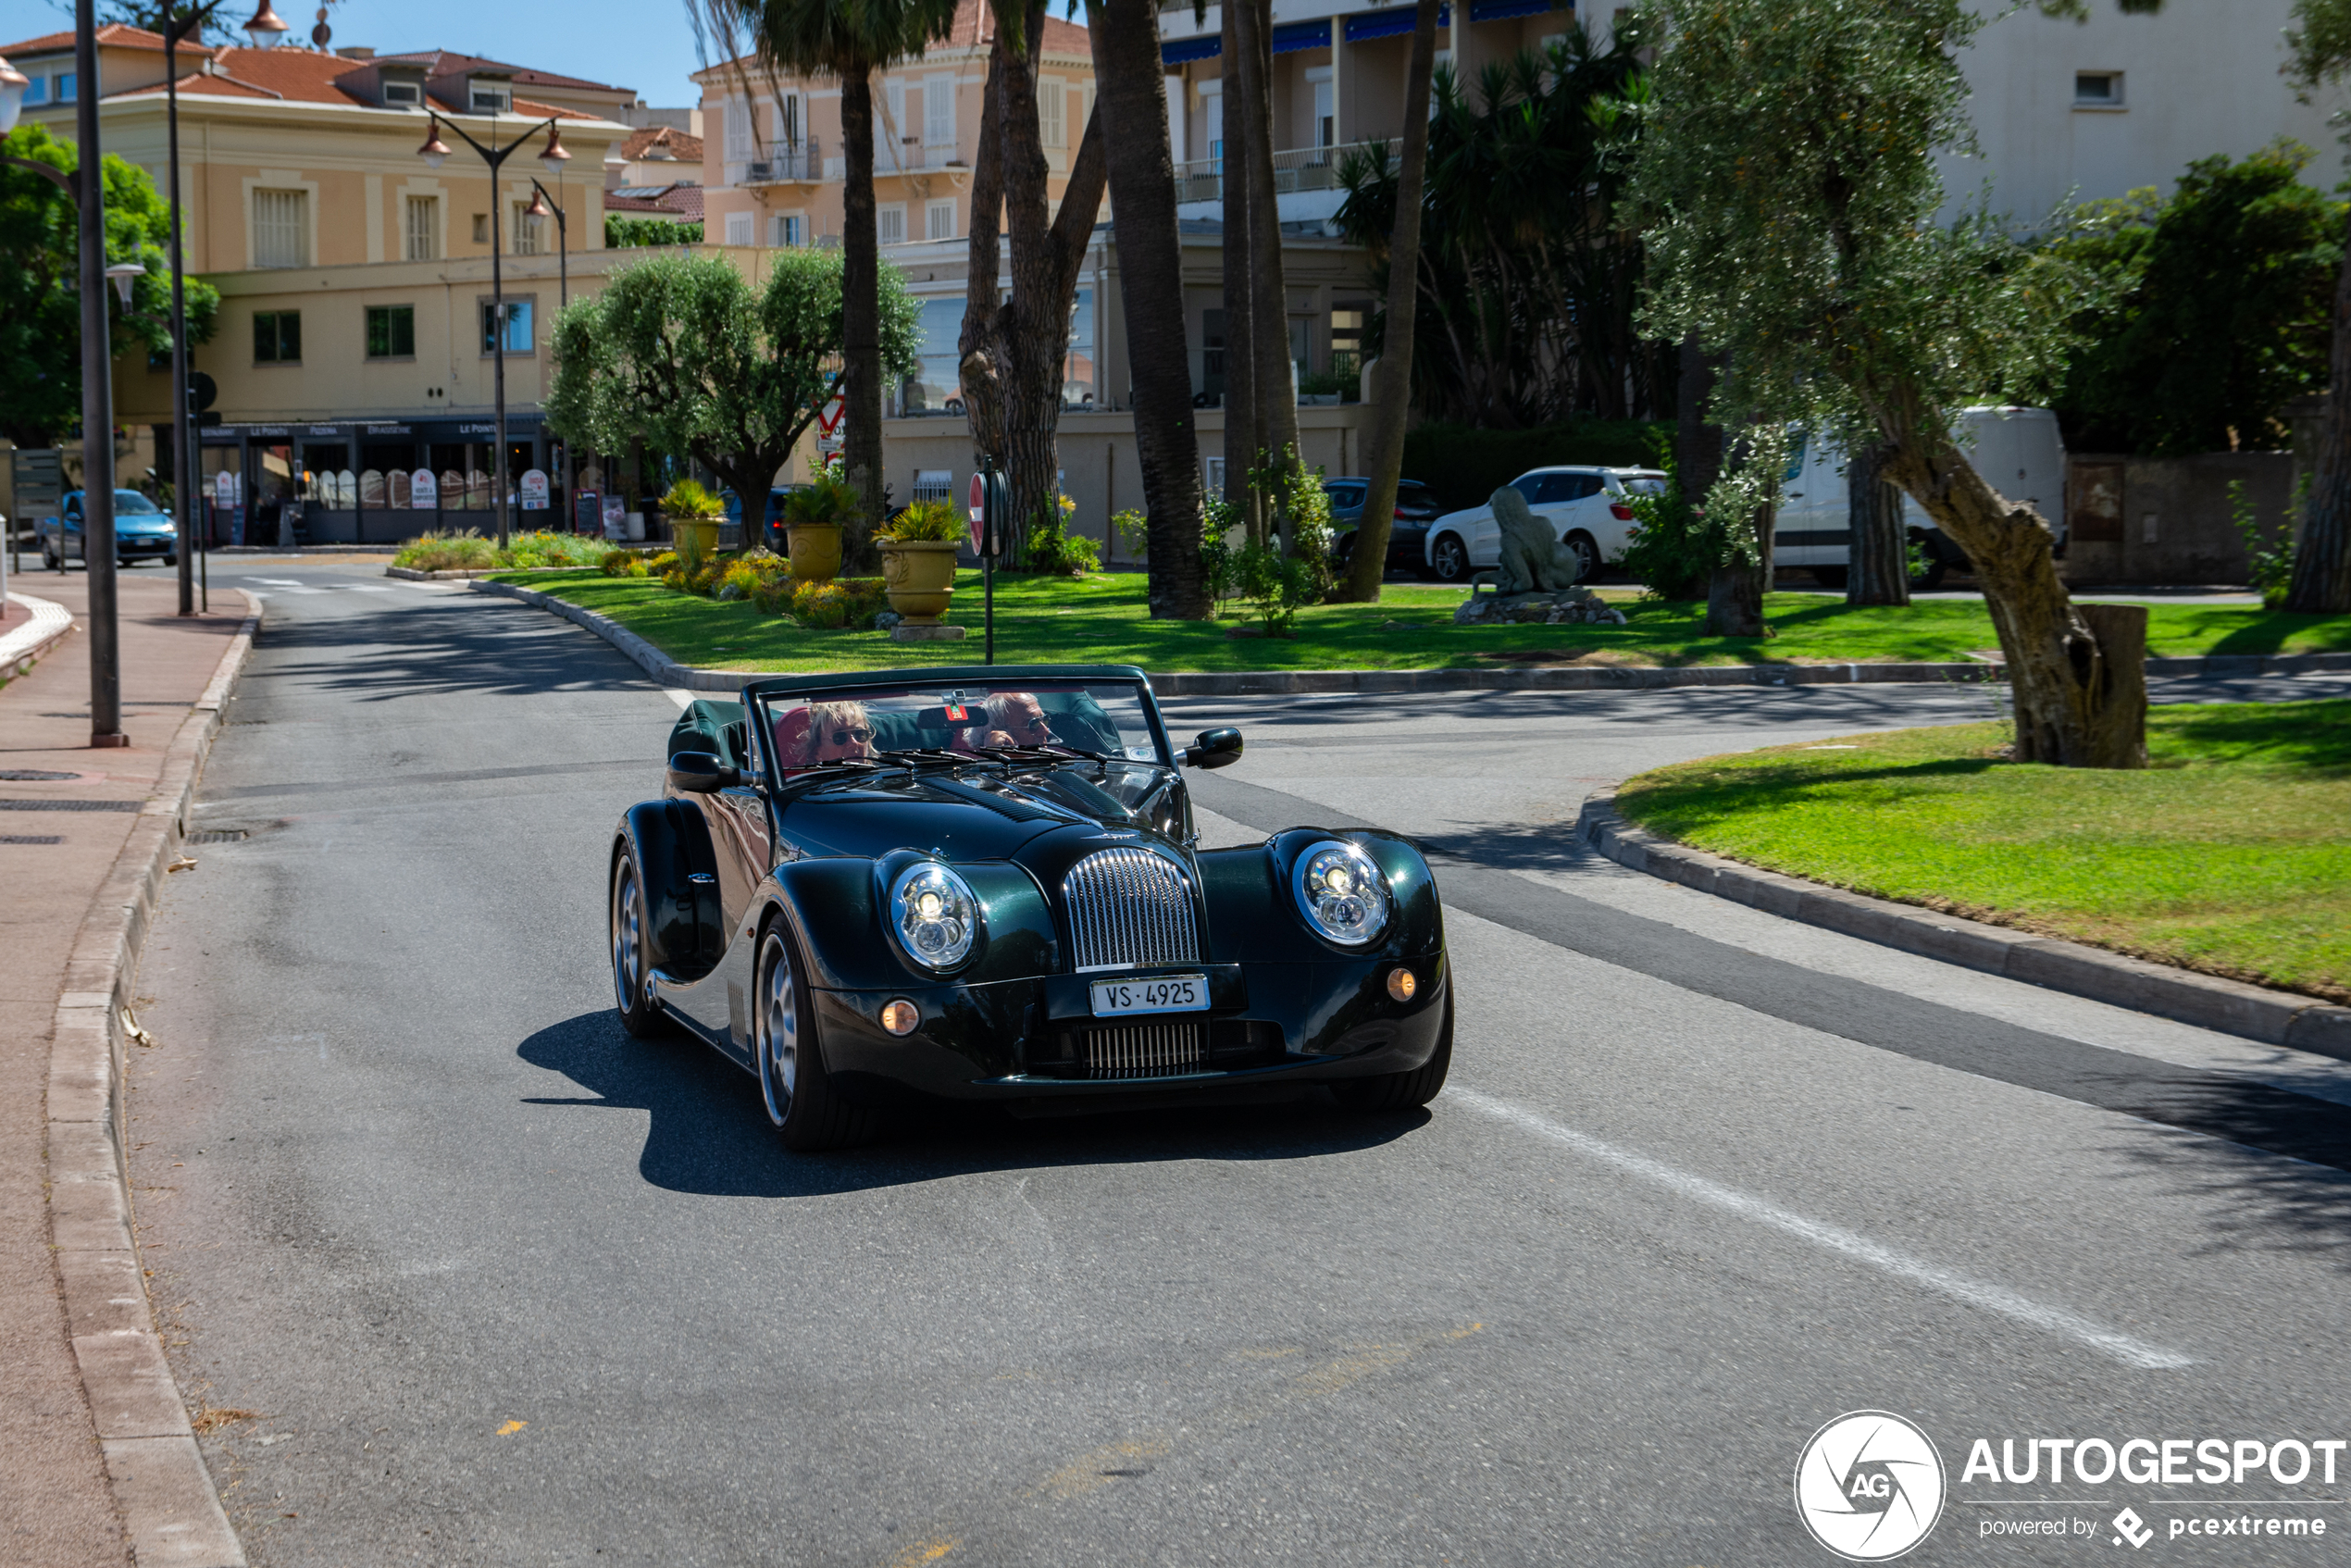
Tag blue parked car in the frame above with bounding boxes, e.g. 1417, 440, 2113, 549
38, 490, 180, 570
721, 486, 796, 554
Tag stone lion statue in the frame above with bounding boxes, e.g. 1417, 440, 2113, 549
1490, 484, 1586, 593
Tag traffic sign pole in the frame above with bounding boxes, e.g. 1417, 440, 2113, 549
979, 455, 999, 666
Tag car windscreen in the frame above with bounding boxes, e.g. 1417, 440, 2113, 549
758, 679, 1166, 775
114, 490, 162, 513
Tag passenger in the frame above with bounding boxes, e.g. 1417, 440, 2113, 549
986, 691, 1057, 749
774, 701, 876, 770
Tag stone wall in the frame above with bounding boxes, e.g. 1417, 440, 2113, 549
2062, 450, 2296, 587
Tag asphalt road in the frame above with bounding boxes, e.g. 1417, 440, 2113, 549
129, 562, 2351, 1567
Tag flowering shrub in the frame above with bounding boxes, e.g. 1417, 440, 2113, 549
780, 577, 889, 628
601, 550, 650, 578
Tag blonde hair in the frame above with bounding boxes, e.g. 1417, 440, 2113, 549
802, 700, 870, 760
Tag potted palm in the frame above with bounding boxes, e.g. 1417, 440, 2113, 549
783, 472, 855, 583
876, 499, 964, 624
661, 479, 727, 566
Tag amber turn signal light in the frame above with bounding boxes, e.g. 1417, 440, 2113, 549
880, 999, 921, 1035
1386, 967, 1416, 1002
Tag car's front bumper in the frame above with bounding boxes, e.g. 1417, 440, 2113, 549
817, 952, 1449, 1106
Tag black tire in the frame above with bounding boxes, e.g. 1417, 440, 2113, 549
44, 544, 60, 572
1429, 532, 1470, 583
755, 923, 875, 1151
610, 848, 674, 1039
1331, 986, 1453, 1112
164, 554, 178, 567
1564, 530, 1601, 584
1810, 565, 1847, 591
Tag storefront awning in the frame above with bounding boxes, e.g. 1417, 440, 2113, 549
1342, 4, 1449, 44
1468, 0, 1558, 21
1161, 34, 1221, 65
1271, 19, 1334, 52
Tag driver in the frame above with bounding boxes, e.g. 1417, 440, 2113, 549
986, 691, 1057, 749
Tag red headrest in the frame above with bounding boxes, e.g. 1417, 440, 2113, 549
772, 706, 813, 768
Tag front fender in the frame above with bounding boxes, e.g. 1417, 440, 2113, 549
617, 799, 723, 978
1199, 828, 1444, 965
765, 855, 1058, 992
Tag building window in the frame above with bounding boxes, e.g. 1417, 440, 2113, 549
904, 297, 962, 414
366, 305, 416, 359
770, 214, 802, 247
1039, 77, 1064, 148
404, 195, 438, 260
726, 98, 753, 161
1312, 78, 1334, 149
512, 201, 544, 255
382, 80, 421, 106
925, 77, 954, 147
774, 93, 801, 146
479, 297, 534, 355
469, 84, 511, 115
926, 198, 955, 242
1064, 288, 1095, 407
252, 187, 309, 268
1330, 304, 1368, 379
2074, 71, 2124, 107
55, 71, 77, 103
22, 74, 44, 106
877, 205, 906, 245
472, 212, 490, 244
912, 469, 953, 504
725, 210, 753, 247
254, 310, 302, 364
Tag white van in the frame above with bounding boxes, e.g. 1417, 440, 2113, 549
1779, 405, 2066, 590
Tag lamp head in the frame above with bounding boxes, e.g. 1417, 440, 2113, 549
417, 117, 450, 168
105, 261, 146, 310
243, 0, 290, 48
538, 124, 571, 169
0, 56, 27, 137
525, 185, 551, 218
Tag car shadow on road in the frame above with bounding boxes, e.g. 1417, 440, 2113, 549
517, 1011, 1429, 1198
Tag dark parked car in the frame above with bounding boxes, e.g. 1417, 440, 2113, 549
37, 490, 179, 570
610, 665, 1454, 1149
1323, 478, 1444, 577
721, 486, 796, 554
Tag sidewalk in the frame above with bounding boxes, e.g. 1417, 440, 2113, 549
1, 572, 246, 1568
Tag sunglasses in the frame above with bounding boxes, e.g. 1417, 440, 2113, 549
827, 726, 874, 744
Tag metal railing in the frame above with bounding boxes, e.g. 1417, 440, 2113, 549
741, 141, 822, 184
1174, 140, 1390, 204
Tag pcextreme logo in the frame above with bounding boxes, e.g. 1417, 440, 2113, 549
1796, 1411, 1948, 1562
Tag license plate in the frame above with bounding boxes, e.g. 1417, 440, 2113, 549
1088, 973, 1209, 1017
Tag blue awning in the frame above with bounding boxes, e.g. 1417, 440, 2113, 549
1161, 34, 1222, 65
1271, 18, 1335, 53
1342, 4, 1449, 43
1469, 0, 1559, 20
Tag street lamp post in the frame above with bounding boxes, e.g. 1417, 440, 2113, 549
525, 140, 572, 529
421, 109, 560, 550
155, 0, 234, 616
73, 0, 125, 746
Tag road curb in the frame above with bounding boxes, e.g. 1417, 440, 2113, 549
462, 579, 2351, 695
386, 565, 602, 582
45, 591, 261, 1568
3, 590, 77, 679
1575, 789, 2351, 1060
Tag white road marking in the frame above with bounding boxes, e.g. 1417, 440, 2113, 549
345, 585, 395, 593
249, 578, 305, 586
664, 689, 695, 710
1448, 1085, 2195, 1370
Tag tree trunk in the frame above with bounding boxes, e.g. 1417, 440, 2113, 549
959, 34, 1011, 476
1219, 0, 1262, 541
1846, 440, 1910, 606
839, 64, 886, 570
1675, 337, 1724, 499
1704, 420, 1771, 636
1232, 0, 1300, 549
1881, 432, 2146, 768
1087, 0, 1209, 618
1336, 0, 1441, 603
2285, 222, 2351, 612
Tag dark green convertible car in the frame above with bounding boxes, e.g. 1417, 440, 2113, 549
609, 665, 1452, 1149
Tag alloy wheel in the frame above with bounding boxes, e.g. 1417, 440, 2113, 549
1431, 536, 1467, 582
759, 933, 799, 1126
613, 861, 642, 1014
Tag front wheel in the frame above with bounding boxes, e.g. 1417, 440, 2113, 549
1332, 986, 1453, 1112
611, 851, 672, 1039
1563, 530, 1601, 585
756, 926, 874, 1151
1428, 533, 1469, 583
44, 544, 60, 572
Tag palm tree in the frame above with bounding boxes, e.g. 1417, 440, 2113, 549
699, 0, 960, 561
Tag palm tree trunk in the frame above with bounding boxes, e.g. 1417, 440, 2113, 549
960, 33, 1011, 472
1337, 0, 1440, 602
1087, 0, 1209, 617
839, 63, 887, 569
1232, 0, 1300, 548
2286, 220, 2351, 612
1846, 440, 1911, 605
1219, 0, 1261, 541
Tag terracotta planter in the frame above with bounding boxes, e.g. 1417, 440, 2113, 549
672, 516, 722, 566
788, 522, 843, 583
880, 539, 960, 624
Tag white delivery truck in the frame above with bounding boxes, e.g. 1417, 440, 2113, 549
1777, 405, 2067, 591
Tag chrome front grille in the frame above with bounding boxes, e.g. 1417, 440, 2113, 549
1062, 848, 1199, 972
1083, 1022, 1206, 1079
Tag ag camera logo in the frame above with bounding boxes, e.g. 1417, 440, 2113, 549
1795, 1411, 1947, 1561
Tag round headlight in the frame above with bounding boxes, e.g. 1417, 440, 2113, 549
889, 863, 980, 970
1291, 840, 1389, 947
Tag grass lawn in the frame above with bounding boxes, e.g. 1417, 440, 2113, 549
489, 568, 2351, 675
1613, 700, 2351, 1003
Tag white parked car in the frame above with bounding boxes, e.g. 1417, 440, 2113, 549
1423, 466, 1669, 585
1779, 405, 2067, 591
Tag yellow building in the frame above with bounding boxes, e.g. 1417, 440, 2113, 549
5, 23, 633, 541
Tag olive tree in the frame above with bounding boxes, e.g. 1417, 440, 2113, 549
547, 250, 917, 531
1632, 0, 2146, 767
2283, 0, 2351, 612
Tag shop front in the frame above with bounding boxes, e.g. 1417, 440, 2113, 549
197, 417, 580, 546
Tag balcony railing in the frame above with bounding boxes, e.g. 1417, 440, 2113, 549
1174, 140, 1389, 204
740, 142, 822, 184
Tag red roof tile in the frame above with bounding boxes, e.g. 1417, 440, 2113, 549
700, 0, 1088, 75
607, 183, 703, 220
622, 124, 704, 162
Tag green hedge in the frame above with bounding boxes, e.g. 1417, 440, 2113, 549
604, 215, 704, 249
1401, 418, 1672, 510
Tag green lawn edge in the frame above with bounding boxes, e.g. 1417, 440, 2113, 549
1611, 702, 2351, 1005
488, 568, 2351, 677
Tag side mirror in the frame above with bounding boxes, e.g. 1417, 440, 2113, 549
666, 750, 739, 793
1184, 728, 1243, 770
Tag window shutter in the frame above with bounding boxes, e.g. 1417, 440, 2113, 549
1039, 78, 1064, 148
925, 77, 953, 147
253, 188, 309, 268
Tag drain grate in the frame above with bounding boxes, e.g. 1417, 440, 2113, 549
0, 799, 143, 812
184, 828, 248, 845
0, 769, 80, 781
0, 834, 64, 845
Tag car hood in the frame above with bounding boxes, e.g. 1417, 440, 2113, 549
778, 761, 1188, 865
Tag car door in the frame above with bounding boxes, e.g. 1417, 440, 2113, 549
1773, 434, 1818, 565
62, 493, 84, 561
